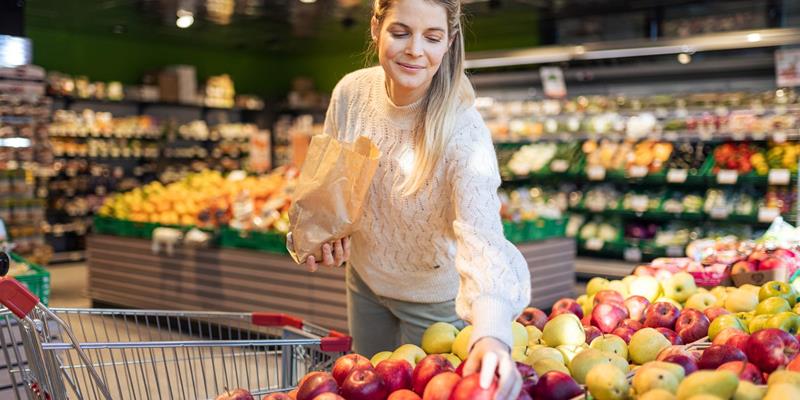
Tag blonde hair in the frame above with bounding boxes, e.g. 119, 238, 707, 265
370, 0, 475, 196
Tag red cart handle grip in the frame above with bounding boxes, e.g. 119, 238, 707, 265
251, 312, 304, 329
0, 277, 39, 319
321, 336, 352, 353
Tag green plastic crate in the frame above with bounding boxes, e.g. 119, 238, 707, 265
219, 227, 288, 254
9, 252, 50, 306
503, 218, 567, 244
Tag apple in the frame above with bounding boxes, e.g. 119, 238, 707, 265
676, 309, 711, 344
525, 326, 543, 347
708, 314, 746, 341
712, 328, 749, 347
629, 328, 672, 365
655, 327, 683, 345
261, 393, 291, 400
725, 289, 759, 313
732, 260, 757, 275
526, 346, 565, 366
584, 325, 602, 345
340, 369, 387, 400
580, 313, 592, 327
531, 371, 582, 400
542, 313, 585, 347
611, 327, 635, 344
297, 372, 338, 400
624, 295, 650, 322
644, 302, 680, 329
448, 374, 496, 400
656, 345, 695, 362
685, 292, 717, 312
756, 297, 791, 315
586, 363, 629, 400
628, 275, 662, 302
766, 311, 800, 335
577, 295, 594, 318
787, 353, 800, 372
332, 354, 373, 386
593, 290, 625, 307
590, 334, 628, 360
411, 354, 453, 395
516, 307, 548, 330
371, 351, 392, 367
760, 257, 789, 272
663, 272, 698, 303
618, 319, 644, 331
661, 354, 699, 376
387, 390, 421, 400
421, 371, 460, 400
391, 344, 427, 368
587, 277, 610, 296
748, 314, 772, 334
717, 361, 764, 384
746, 328, 800, 373
591, 302, 629, 333
551, 298, 584, 319
760, 281, 798, 306
704, 306, 731, 322
511, 322, 529, 348
698, 345, 747, 370
556, 345, 584, 364
421, 322, 460, 354
633, 265, 655, 277
216, 389, 254, 400
451, 326, 472, 361
310, 394, 344, 400
375, 359, 413, 393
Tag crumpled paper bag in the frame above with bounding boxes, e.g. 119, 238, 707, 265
287, 135, 380, 264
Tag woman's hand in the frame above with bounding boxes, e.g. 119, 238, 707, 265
462, 336, 522, 400
306, 237, 351, 272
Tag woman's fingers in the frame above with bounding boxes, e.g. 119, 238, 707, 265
334, 240, 345, 266
306, 255, 318, 272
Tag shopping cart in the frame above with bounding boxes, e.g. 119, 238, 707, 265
0, 252, 351, 400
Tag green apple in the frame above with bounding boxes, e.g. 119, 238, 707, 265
740, 284, 762, 297
639, 389, 677, 400
639, 362, 685, 382
590, 334, 628, 360
569, 348, 609, 384
685, 292, 717, 311
543, 313, 586, 347
511, 346, 528, 363
794, 302, 800, 315
633, 366, 680, 395
526, 325, 543, 346
623, 275, 637, 292
756, 297, 791, 315
664, 272, 698, 303
587, 277, 610, 296
748, 314, 772, 333
766, 311, 800, 334
759, 280, 798, 306
697, 287, 709, 293
766, 370, 800, 386
556, 344, 584, 364
708, 314, 747, 340
736, 311, 755, 327
443, 353, 461, 368
587, 364, 629, 400
608, 280, 630, 298
390, 344, 427, 367
451, 325, 473, 360
710, 287, 729, 307
764, 384, 800, 400
578, 295, 595, 317
629, 328, 672, 365
676, 370, 738, 400
630, 276, 663, 302
533, 358, 570, 376
370, 351, 392, 367
510, 321, 528, 348
724, 289, 758, 313
733, 381, 766, 400
421, 322, 460, 354
607, 353, 629, 374
526, 346, 565, 366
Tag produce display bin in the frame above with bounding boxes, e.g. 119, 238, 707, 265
8, 252, 50, 306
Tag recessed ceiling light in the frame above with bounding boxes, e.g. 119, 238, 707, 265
299, 0, 317, 3
176, 9, 194, 28
677, 53, 691, 64
747, 33, 762, 43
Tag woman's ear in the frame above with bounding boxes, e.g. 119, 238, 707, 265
370, 16, 380, 42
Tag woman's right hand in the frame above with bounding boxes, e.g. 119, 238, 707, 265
306, 237, 350, 272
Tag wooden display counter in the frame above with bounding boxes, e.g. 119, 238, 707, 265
87, 235, 575, 333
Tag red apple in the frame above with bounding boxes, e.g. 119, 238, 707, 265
340, 369, 387, 400
516, 391, 533, 400
581, 313, 592, 327
551, 298, 584, 319
725, 334, 751, 354
760, 256, 787, 271
517, 307, 548, 330
717, 361, 764, 384
448, 374, 496, 400
611, 327, 635, 344
591, 302, 629, 333
712, 328, 749, 350
421, 371, 461, 400
332, 354, 373, 386
289, 389, 298, 400
593, 290, 625, 306
656, 328, 683, 345
661, 354, 699, 376
217, 389, 254, 400
297, 372, 338, 400
624, 296, 650, 322
676, 309, 711, 344
749, 249, 769, 263
387, 389, 421, 400
454, 362, 465, 377
731, 260, 757, 274
618, 319, 644, 331
531, 371, 582, 400
698, 345, 747, 370
746, 328, 800, 373
311, 394, 345, 400
412, 355, 454, 395
657, 345, 695, 361
584, 325, 602, 345
704, 307, 731, 322
516, 362, 536, 381
644, 302, 680, 329
549, 308, 579, 322
262, 393, 291, 400
787, 354, 800, 372
375, 359, 413, 393
633, 265, 655, 277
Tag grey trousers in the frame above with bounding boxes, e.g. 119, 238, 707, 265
346, 265, 465, 357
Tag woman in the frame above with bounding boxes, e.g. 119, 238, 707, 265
302, 0, 530, 398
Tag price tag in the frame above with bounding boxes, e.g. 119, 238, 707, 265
769, 169, 791, 185
667, 246, 685, 257
628, 166, 648, 178
586, 238, 604, 251
758, 207, 781, 223
624, 247, 642, 262
773, 131, 788, 143
587, 166, 606, 181
710, 207, 730, 219
550, 160, 569, 173
667, 169, 688, 183
716, 169, 739, 185
631, 195, 649, 213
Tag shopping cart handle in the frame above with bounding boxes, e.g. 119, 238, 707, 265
251, 312, 304, 329
321, 336, 353, 353
0, 277, 39, 319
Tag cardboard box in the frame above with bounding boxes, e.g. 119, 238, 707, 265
731, 266, 790, 287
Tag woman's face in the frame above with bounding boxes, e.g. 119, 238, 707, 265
372, 0, 451, 103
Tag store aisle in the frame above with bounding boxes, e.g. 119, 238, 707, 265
48, 262, 92, 308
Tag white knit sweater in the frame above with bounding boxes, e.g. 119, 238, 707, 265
323, 66, 531, 348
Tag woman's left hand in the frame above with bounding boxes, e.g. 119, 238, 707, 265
461, 336, 522, 400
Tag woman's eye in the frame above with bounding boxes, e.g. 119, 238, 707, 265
390, 32, 408, 38
426, 36, 442, 43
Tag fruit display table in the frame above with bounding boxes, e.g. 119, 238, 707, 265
86, 235, 576, 333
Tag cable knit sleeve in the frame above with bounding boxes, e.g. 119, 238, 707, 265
322, 83, 342, 140
447, 109, 531, 350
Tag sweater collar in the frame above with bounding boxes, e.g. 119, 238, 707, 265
377, 68, 424, 131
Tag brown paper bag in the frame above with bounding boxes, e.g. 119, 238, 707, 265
287, 134, 380, 264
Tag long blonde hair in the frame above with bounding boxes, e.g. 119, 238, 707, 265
370, 0, 475, 196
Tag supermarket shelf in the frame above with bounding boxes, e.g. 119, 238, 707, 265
51, 95, 263, 112
502, 170, 794, 188
493, 129, 800, 145
569, 208, 781, 226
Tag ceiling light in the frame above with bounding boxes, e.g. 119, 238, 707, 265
677, 53, 692, 64
176, 9, 194, 28
747, 33, 762, 42
300, 0, 317, 3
